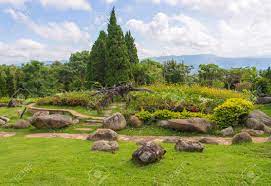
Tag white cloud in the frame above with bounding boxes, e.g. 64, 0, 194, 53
0, 0, 28, 6
0, 0, 91, 11
104, 0, 117, 4
0, 38, 80, 64
5, 8, 90, 44
127, 12, 218, 57
39, 0, 91, 11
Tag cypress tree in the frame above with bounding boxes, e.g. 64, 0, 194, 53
88, 31, 108, 86
105, 8, 131, 86
125, 31, 139, 65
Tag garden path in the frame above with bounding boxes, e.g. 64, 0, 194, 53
0, 132, 16, 138
26, 103, 105, 121
25, 133, 269, 145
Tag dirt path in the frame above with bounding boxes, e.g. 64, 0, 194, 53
25, 133, 270, 145
0, 132, 16, 138
27, 103, 105, 121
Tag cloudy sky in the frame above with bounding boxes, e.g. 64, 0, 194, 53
0, 0, 271, 64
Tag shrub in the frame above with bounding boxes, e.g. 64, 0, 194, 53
135, 109, 211, 123
37, 91, 106, 109
128, 84, 253, 113
213, 98, 253, 128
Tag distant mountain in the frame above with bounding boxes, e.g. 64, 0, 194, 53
152, 54, 271, 70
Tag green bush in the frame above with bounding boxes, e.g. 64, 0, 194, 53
213, 98, 253, 128
135, 109, 211, 122
37, 91, 106, 109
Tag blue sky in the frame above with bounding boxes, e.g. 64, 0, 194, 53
0, 0, 270, 64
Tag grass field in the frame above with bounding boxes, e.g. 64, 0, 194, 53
0, 104, 271, 185
0, 136, 271, 185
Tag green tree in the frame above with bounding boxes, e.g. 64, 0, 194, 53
105, 8, 131, 86
163, 60, 192, 84
198, 64, 224, 87
125, 31, 139, 65
0, 67, 7, 97
88, 31, 108, 86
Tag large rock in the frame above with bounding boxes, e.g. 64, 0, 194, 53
30, 114, 73, 129
129, 115, 143, 128
158, 118, 212, 133
175, 140, 204, 152
91, 140, 119, 152
103, 113, 127, 131
132, 142, 166, 165
256, 97, 271, 104
221, 127, 234, 136
87, 129, 118, 141
246, 118, 265, 130
0, 116, 10, 123
241, 129, 265, 137
199, 137, 219, 145
13, 120, 30, 129
232, 132, 252, 144
247, 110, 271, 127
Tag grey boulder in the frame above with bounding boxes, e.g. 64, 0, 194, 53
132, 142, 166, 165
30, 114, 73, 129
221, 127, 234, 136
159, 118, 212, 133
232, 132, 252, 144
13, 120, 31, 129
256, 97, 271, 104
87, 129, 118, 141
175, 140, 204, 152
103, 113, 127, 131
91, 140, 119, 152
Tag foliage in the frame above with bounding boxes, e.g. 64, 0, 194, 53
198, 64, 224, 87
128, 84, 253, 113
125, 31, 139, 65
163, 60, 192, 84
133, 59, 164, 85
105, 8, 132, 86
88, 31, 108, 86
136, 109, 211, 122
214, 98, 253, 128
37, 91, 105, 109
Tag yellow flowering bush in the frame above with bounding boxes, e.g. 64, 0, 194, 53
214, 98, 253, 128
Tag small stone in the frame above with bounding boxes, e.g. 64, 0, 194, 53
199, 137, 219, 145
129, 115, 143, 128
267, 136, 271, 142
175, 140, 204, 152
221, 127, 234, 136
87, 129, 118, 141
232, 132, 252, 144
0, 116, 10, 123
132, 142, 166, 165
13, 120, 30, 129
241, 129, 265, 136
91, 140, 119, 152
0, 119, 6, 126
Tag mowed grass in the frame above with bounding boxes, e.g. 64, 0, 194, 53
0, 136, 271, 186
259, 104, 271, 116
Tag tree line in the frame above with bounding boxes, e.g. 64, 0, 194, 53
0, 8, 271, 98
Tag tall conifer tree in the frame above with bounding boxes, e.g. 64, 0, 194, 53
105, 8, 131, 86
125, 31, 139, 65
88, 31, 108, 85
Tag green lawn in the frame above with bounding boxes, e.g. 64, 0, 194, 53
0, 136, 271, 185
259, 104, 271, 116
